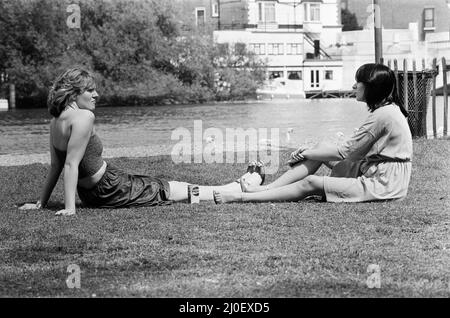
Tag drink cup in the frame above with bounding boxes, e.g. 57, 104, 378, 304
188, 185, 200, 204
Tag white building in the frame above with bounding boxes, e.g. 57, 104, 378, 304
336, 23, 450, 91
213, 0, 344, 97
334, 23, 425, 90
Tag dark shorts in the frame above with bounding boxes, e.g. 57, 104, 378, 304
77, 164, 171, 208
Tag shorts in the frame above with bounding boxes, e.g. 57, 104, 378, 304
77, 164, 171, 208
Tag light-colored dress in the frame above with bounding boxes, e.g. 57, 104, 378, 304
323, 104, 413, 202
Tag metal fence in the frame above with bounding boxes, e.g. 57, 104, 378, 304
385, 58, 443, 138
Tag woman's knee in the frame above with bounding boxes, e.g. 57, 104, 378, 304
296, 175, 324, 193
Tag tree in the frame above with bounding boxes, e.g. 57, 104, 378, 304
0, 0, 266, 107
341, 8, 362, 31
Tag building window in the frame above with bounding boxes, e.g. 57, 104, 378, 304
305, 3, 321, 22
268, 43, 284, 55
249, 43, 266, 55
234, 43, 246, 55
212, 1, 219, 18
195, 7, 206, 27
423, 7, 435, 29
325, 70, 333, 80
286, 43, 302, 55
269, 71, 283, 80
288, 71, 302, 80
265, 2, 276, 22
218, 43, 229, 55
258, 3, 263, 21
258, 1, 276, 22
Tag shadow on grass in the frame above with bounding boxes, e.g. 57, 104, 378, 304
0, 140, 449, 297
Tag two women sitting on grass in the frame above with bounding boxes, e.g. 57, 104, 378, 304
20, 63, 412, 214
214, 63, 412, 204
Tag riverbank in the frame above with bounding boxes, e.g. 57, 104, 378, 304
0, 139, 448, 297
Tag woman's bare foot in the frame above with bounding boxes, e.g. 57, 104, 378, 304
213, 191, 242, 204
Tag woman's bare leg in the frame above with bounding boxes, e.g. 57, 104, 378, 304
168, 173, 261, 202
243, 159, 323, 193
215, 175, 325, 204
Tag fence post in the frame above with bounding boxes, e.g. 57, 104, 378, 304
403, 59, 409, 112
394, 59, 400, 99
9, 83, 15, 110
432, 58, 437, 138
442, 57, 448, 137
412, 60, 419, 136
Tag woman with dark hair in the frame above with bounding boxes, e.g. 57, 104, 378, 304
214, 63, 413, 204
19, 67, 263, 215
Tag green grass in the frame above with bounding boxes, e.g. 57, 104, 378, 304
0, 139, 449, 297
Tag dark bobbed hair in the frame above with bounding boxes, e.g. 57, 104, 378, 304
47, 67, 96, 117
356, 63, 408, 117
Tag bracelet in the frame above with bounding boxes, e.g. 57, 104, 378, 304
36, 201, 42, 209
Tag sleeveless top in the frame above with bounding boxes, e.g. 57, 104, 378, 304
53, 134, 104, 178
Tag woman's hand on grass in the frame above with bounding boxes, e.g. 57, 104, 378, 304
55, 208, 76, 216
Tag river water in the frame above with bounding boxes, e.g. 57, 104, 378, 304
0, 98, 448, 160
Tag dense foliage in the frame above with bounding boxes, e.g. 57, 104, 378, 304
341, 8, 362, 31
0, 0, 266, 107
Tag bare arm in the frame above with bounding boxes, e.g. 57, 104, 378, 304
301, 142, 342, 162
19, 125, 64, 210
60, 111, 95, 215
39, 129, 64, 207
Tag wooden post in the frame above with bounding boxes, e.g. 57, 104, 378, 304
432, 58, 437, 138
394, 59, 400, 99
442, 57, 448, 137
9, 83, 15, 110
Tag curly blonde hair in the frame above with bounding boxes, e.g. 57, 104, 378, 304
47, 67, 96, 117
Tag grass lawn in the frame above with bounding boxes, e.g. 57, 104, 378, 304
0, 139, 449, 297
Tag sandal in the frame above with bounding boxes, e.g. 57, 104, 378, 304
235, 161, 257, 183
247, 161, 257, 173
253, 161, 265, 185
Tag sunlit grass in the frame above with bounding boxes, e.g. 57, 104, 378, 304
0, 139, 449, 297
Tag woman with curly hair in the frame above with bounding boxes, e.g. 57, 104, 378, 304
19, 67, 263, 215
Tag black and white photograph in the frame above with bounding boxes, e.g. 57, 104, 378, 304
0, 0, 448, 302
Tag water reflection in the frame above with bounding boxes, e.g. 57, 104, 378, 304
0, 98, 447, 156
